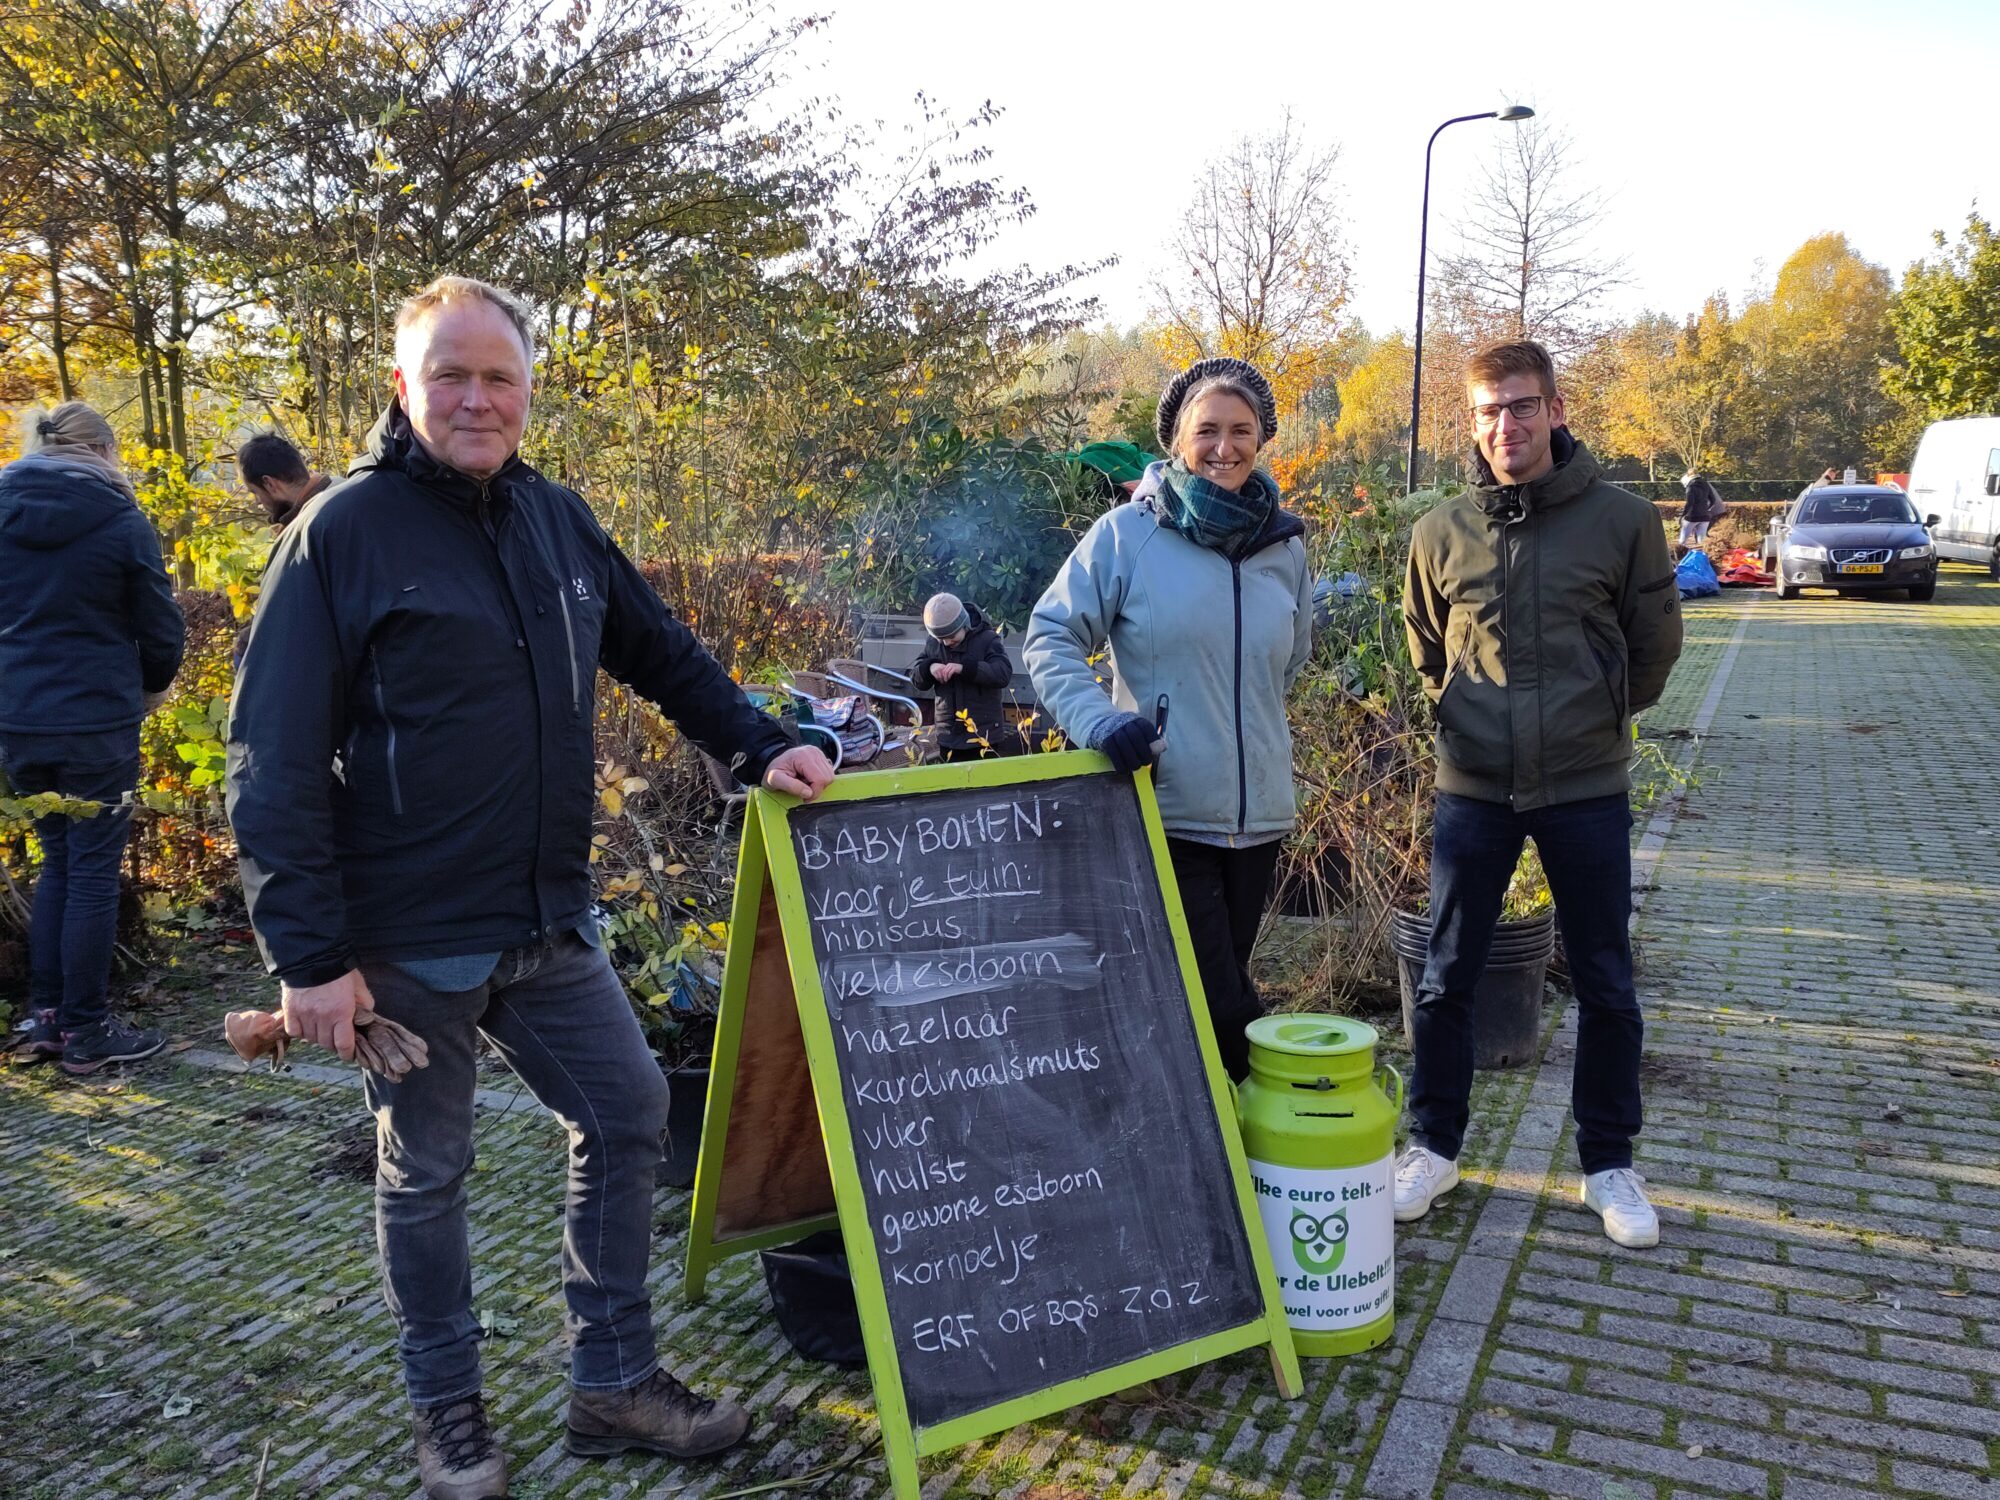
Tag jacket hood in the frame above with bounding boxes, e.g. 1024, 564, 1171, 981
1132, 460, 1307, 554
0, 452, 137, 550
352, 399, 525, 505
1468, 428, 1600, 514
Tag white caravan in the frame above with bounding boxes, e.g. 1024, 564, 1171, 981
1908, 416, 2000, 575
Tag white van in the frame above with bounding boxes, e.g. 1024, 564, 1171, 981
1908, 416, 2000, 575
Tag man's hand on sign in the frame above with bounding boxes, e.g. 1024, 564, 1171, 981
281, 969, 377, 1062
930, 662, 962, 683
764, 744, 836, 802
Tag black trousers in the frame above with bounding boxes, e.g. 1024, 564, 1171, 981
1410, 792, 1642, 1173
1166, 837, 1283, 1082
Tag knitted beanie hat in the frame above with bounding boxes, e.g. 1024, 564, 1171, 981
1156, 357, 1280, 453
923, 592, 970, 639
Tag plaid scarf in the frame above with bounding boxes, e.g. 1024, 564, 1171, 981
1157, 460, 1277, 557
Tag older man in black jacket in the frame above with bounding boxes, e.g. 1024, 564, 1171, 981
227, 276, 832, 1500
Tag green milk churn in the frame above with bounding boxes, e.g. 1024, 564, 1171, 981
1238, 1015, 1404, 1357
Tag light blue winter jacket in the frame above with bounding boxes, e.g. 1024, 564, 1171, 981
1025, 465, 1313, 842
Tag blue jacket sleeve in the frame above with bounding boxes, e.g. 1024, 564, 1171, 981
225, 523, 356, 988
596, 534, 792, 787
124, 509, 185, 695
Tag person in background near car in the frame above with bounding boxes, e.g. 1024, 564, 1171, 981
1798, 466, 1840, 500
1400, 339, 1683, 1249
226, 276, 834, 1500
1027, 357, 1312, 1082
1677, 470, 1726, 552
236, 430, 331, 532
0, 402, 184, 1076
912, 592, 1018, 760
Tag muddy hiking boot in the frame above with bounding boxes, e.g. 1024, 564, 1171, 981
566, 1368, 751, 1459
413, 1393, 508, 1499
17, 1009, 63, 1063
60, 1017, 167, 1076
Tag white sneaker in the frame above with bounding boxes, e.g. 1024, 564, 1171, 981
1393, 1145, 1460, 1222
1583, 1168, 1660, 1248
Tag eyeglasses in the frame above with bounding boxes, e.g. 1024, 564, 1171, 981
1470, 395, 1547, 426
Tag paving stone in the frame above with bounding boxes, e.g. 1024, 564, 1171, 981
1886, 1460, 2000, 1500
1782, 1481, 1897, 1500
1465, 1408, 1557, 1454
1562, 1431, 1768, 1497
1436, 1254, 1512, 1325
1487, 1348, 1572, 1385
1786, 1346, 1978, 1400
1478, 1375, 1666, 1439
1783, 1408, 1991, 1467
1579, 1366, 1772, 1427
1884, 1390, 2000, 1439
1457, 1444, 1657, 1500
1404, 1314, 1488, 1405
1361, 1397, 1458, 1500
1674, 1416, 1878, 1483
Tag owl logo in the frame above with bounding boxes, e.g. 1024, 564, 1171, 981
1289, 1208, 1349, 1273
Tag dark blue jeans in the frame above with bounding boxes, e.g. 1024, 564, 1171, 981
360, 933, 672, 1407
1410, 792, 1643, 1174
0, 729, 141, 1032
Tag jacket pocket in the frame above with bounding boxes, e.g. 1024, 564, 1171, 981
1433, 646, 1512, 780
369, 648, 405, 817
556, 584, 581, 716
1584, 620, 1629, 725
1542, 623, 1630, 778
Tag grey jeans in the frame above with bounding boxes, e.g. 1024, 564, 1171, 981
360, 933, 671, 1407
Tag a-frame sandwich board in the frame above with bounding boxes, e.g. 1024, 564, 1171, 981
683, 750, 1300, 1499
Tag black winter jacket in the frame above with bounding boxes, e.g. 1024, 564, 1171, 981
0, 454, 183, 734
1680, 478, 1725, 524
911, 605, 1015, 751
226, 403, 792, 987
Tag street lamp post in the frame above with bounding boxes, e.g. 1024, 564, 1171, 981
1406, 104, 1534, 496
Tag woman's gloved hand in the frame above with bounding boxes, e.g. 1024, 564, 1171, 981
1088, 711, 1165, 774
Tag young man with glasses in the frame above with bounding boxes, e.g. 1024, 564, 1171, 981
1399, 340, 1682, 1248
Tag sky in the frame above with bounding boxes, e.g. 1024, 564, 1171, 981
789, 0, 2000, 336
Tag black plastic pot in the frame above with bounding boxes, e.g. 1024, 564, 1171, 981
761, 1230, 866, 1367
660, 1065, 709, 1190
1388, 908, 1554, 1070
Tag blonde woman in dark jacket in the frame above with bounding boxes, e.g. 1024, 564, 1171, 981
0, 402, 184, 1074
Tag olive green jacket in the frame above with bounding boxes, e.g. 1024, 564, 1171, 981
1402, 434, 1682, 810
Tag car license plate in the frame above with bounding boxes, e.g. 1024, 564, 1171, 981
1838, 563, 1884, 574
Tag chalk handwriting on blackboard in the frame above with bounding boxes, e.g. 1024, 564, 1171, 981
786, 774, 1263, 1430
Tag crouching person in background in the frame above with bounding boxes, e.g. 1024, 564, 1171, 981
226, 275, 833, 1500
913, 591, 1019, 760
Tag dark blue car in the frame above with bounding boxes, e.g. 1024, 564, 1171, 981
1763, 486, 1939, 601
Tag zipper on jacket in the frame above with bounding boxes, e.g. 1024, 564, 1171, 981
1232, 558, 1247, 833
369, 647, 405, 816
1499, 500, 1518, 805
556, 581, 580, 714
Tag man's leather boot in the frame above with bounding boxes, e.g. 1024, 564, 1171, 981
412, 1393, 508, 1499
566, 1368, 751, 1459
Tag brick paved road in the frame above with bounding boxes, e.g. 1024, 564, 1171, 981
3, 574, 1996, 1498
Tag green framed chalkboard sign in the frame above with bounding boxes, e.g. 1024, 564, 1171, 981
683, 750, 1301, 1497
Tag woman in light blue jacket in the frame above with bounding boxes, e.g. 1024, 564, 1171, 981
1025, 358, 1312, 1078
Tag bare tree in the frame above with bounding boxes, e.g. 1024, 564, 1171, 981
1150, 110, 1351, 401
1437, 121, 1626, 357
